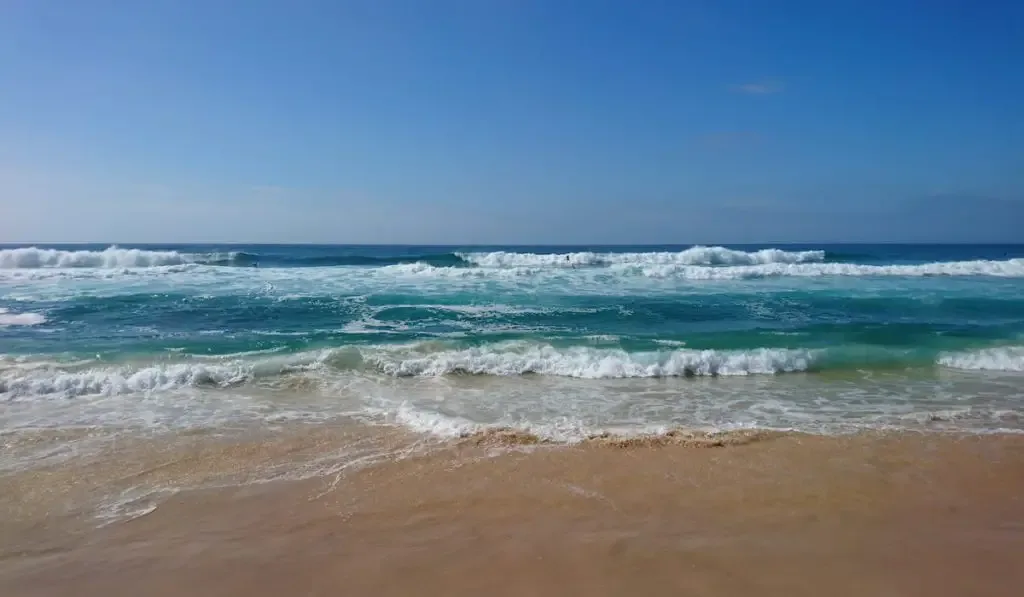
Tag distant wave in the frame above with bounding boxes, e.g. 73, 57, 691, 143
221, 251, 467, 268
634, 259, 1024, 279
382, 258, 1024, 279
458, 246, 826, 267
0, 308, 46, 327
4, 246, 1023, 280
0, 246, 468, 269
0, 246, 192, 268
0, 245, 827, 270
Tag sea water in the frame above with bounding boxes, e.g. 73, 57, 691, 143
2, 243, 1023, 454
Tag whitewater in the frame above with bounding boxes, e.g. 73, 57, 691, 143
2, 243, 1024, 456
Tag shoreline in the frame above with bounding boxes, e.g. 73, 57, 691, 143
2, 428, 1023, 596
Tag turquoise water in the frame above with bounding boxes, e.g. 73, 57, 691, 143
2, 243, 1023, 437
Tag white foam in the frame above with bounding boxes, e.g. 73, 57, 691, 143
376, 402, 760, 444
380, 258, 1024, 280
0, 351, 339, 400
458, 246, 826, 268
95, 486, 178, 526
364, 343, 815, 378
938, 347, 1024, 372
413, 303, 592, 317
0, 246, 190, 268
632, 259, 1024, 279
0, 308, 46, 326
5, 348, 1024, 439
896, 408, 1022, 426
1, 363, 245, 399
653, 339, 687, 347
583, 334, 621, 343
0, 343, 814, 401
389, 402, 483, 438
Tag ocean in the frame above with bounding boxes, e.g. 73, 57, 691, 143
3, 242, 1024, 586
2, 242, 1024, 449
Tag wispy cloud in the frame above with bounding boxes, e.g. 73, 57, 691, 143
731, 80, 784, 95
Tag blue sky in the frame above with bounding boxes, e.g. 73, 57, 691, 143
2, 0, 1022, 244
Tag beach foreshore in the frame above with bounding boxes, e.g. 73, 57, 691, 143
2, 429, 1023, 596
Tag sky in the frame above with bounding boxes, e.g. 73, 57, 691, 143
1, 0, 1023, 244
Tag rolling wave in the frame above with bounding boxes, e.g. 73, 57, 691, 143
6, 245, 1020, 279
6, 340, 1021, 400
0, 308, 46, 327
382, 258, 1024, 279
0, 246, 192, 268
363, 344, 816, 378
0, 246, 469, 269
218, 251, 467, 268
0, 245, 831, 270
1, 344, 814, 399
938, 347, 1024, 372
457, 247, 826, 267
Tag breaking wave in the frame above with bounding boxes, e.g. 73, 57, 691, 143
14, 340, 1024, 400
381, 258, 1024, 279
0, 247, 193, 269
938, 347, 1024, 372
218, 251, 466, 268
7, 246, 1020, 279
0, 353, 317, 399
382, 402, 781, 444
458, 246, 825, 267
0, 308, 46, 326
0, 245, 826, 270
362, 344, 815, 378
1, 344, 817, 399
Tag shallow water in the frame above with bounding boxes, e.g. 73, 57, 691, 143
3, 243, 1024, 460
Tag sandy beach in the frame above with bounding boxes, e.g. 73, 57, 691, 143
5, 0, 1024, 593
2, 428, 1023, 596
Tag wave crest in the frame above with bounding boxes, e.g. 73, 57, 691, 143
0, 246, 190, 269
1, 362, 249, 399
938, 347, 1024, 372
381, 258, 1024, 279
0, 308, 46, 326
458, 246, 825, 268
1, 344, 815, 399
364, 344, 815, 378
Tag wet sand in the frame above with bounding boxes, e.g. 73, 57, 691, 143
2, 429, 1024, 596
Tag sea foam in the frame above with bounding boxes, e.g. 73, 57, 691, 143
363, 344, 815, 378
381, 258, 1024, 279
1, 344, 816, 399
380, 402, 770, 443
632, 259, 1024, 279
0, 362, 251, 399
458, 246, 825, 267
938, 347, 1024, 372
0, 308, 46, 326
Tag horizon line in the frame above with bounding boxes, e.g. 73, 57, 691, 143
3, 241, 1024, 247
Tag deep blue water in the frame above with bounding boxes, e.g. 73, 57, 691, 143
2, 243, 1023, 436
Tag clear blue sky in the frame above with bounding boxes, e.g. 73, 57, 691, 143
2, 0, 1023, 244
